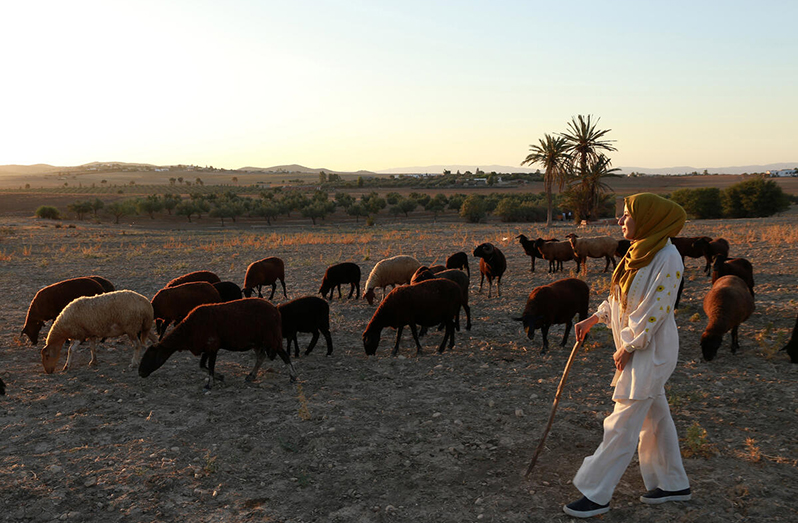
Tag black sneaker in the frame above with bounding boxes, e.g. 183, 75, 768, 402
563, 496, 610, 518
640, 487, 692, 504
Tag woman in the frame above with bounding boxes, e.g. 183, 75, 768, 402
563, 193, 691, 518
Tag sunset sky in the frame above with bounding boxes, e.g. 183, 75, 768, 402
2, 0, 796, 172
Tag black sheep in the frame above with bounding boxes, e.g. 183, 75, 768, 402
514, 278, 589, 354
472, 243, 507, 298
319, 262, 361, 300
213, 281, 244, 302
166, 270, 221, 288
445, 251, 470, 277
516, 235, 557, 272
277, 296, 334, 357
780, 312, 798, 363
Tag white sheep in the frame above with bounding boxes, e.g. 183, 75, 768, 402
41, 290, 158, 374
565, 233, 619, 274
363, 255, 422, 305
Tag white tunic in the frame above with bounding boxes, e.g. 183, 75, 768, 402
595, 240, 684, 400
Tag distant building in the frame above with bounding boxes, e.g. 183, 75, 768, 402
767, 169, 797, 177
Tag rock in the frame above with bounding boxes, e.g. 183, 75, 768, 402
515, 408, 524, 417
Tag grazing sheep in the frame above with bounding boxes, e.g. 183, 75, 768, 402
319, 262, 361, 300
40, 290, 156, 374
565, 233, 618, 273
87, 276, 115, 293
213, 281, 244, 302
445, 251, 470, 277
615, 239, 631, 259
533, 238, 577, 273
693, 237, 731, 276
277, 296, 333, 357
22, 277, 107, 345
780, 313, 798, 363
711, 254, 754, 297
517, 235, 557, 272
701, 275, 755, 361
166, 270, 221, 288
514, 278, 589, 354
671, 236, 712, 272
362, 279, 462, 356
363, 255, 422, 305
411, 267, 472, 331
151, 282, 222, 339
472, 243, 506, 298
243, 257, 287, 300
139, 298, 295, 388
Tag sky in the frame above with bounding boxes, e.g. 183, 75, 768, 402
1, 0, 796, 172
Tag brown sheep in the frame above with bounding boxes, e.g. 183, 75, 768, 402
565, 233, 618, 274
166, 270, 221, 288
362, 279, 462, 356
711, 254, 754, 297
243, 257, 287, 300
693, 237, 730, 276
533, 238, 577, 273
22, 277, 106, 345
780, 313, 798, 363
516, 235, 558, 272
411, 267, 471, 331
139, 298, 294, 389
514, 278, 589, 354
86, 276, 116, 293
150, 282, 222, 339
445, 251, 470, 277
701, 275, 755, 361
670, 236, 712, 272
472, 243, 506, 298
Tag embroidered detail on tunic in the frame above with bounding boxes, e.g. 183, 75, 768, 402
656, 285, 664, 292
676, 271, 681, 279
648, 316, 657, 323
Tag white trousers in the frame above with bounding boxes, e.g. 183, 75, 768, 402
572, 392, 690, 505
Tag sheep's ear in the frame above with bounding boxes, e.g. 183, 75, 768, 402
482, 243, 494, 254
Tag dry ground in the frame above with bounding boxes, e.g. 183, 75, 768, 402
0, 214, 796, 523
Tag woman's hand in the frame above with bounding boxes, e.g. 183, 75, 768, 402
574, 314, 599, 342
613, 348, 632, 371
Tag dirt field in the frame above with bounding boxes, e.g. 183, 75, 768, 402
0, 213, 796, 523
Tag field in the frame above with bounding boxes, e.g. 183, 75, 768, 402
0, 212, 796, 523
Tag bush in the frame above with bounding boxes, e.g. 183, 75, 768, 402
722, 177, 791, 218
459, 195, 486, 223
670, 188, 723, 219
35, 206, 60, 220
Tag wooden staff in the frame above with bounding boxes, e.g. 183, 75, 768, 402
525, 338, 585, 478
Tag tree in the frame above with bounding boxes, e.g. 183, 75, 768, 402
176, 201, 197, 222
67, 201, 93, 220
670, 188, 723, 219
169, 177, 176, 185
301, 201, 332, 225
521, 133, 571, 227
106, 200, 136, 224
357, 176, 364, 188
560, 114, 616, 180
424, 194, 448, 222
162, 194, 181, 215
335, 192, 354, 209
347, 203, 368, 223
35, 206, 60, 220
136, 195, 163, 219
90, 198, 104, 216
398, 198, 417, 217
319, 171, 327, 184
459, 195, 486, 223
251, 200, 279, 225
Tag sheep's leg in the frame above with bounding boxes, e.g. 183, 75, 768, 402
541, 325, 551, 353
322, 328, 333, 356
731, 325, 740, 354
497, 276, 502, 297
408, 324, 424, 356
280, 278, 287, 298
347, 283, 355, 299
128, 334, 143, 368
479, 273, 485, 293
268, 283, 276, 300
199, 353, 208, 370
204, 351, 218, 390
268, 344, 297, 382
354, 283, 360, 299
674, 278, 685, 310
464, 303, 472, 330
391, 326, 405, 357
418, 325, 428, 337
438, 320, 454, 354
305, 330, 320, 355
257, 285, 263, 298
86, 338, 100, 367
561, 320, 573, 347
603, 256, 611, 272
63, 339, 81, 371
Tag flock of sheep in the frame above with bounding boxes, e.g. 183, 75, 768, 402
11, 231, 798, 396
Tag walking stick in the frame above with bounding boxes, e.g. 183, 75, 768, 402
525, 338, 585, 478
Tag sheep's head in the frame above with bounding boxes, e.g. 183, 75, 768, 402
40, 343, 63, 374
473, 243, 494, 258
138, 344, 169, 377
362, 330, 380, 355
318, 280, 330, 299
514, 314, 542, 340
242, 287, 254, 298
364, 288, 376, 305
700, 333, 722, 361
22, 321, 43, 345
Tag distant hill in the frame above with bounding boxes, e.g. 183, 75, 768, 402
376, 164, 539, 175
617, 163, 797, 175
239, 164, 376, 176
0, 164, 66, 175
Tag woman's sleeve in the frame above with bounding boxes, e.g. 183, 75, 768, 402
619, 252, 683, 352
595, 299, 611, 324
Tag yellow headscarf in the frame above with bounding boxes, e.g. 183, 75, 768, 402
611, 192, 686, 309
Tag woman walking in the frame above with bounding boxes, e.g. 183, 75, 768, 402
564, 192, 691, 518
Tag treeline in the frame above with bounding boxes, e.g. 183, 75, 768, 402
669, 178, 793, 219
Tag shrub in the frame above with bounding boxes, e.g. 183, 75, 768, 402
35, 206, 60, 220
459, 195, 486, 223
722, 177, 791, 218
671, 187, 723, 219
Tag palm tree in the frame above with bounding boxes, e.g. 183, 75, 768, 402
574, 154, 619, 221
560, 115, 617, 178
521, 134, 571, 227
